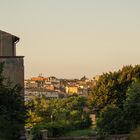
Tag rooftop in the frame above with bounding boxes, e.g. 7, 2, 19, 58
0, 30, 19, 43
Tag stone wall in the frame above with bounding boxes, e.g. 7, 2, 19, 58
47, 135, 129, 140
0, 56, 24, 94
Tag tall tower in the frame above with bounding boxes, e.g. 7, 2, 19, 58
0, 30, 24, 93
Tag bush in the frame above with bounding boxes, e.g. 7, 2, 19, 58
96, 107, 129, 135
32, 118, 92, 139
32, 121, 73, 139
96, 80, 140, 135
71, 118, 92, 130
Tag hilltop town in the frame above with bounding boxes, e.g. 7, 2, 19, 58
25, 75, 100, 100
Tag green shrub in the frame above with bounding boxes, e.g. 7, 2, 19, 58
70, 119, 91, 130
32, 121, 73, 139
32, 118, 92, 139
96, 107, 129, 135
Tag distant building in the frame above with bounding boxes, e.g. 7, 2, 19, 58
25, 89, 61, 101
0, 30, 24, 94
24, 80, 38, 89
66, 86, 78, 94
30, 76, 47, 88
31, 76, 47, 81
47, 76, 57, 82
45, 84, 54, 91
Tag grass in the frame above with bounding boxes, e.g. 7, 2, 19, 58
64, 128, 96, 137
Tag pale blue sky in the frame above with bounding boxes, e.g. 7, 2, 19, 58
0, 0, 140, 78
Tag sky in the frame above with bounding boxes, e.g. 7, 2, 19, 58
0, 0, 140, 79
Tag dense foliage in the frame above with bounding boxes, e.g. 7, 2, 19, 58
95, 75, 140, 135
26, 95, 92, 138
0, 63, 26, 140
91, 65, 140, 112
96, 107, 127, 135
123, 80, 140, 131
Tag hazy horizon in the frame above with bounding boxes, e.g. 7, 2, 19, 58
0, 0, 140, 79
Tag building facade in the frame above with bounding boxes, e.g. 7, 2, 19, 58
0, 30, 24, 93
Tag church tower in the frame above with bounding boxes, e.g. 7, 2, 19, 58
0, 30, 24, 93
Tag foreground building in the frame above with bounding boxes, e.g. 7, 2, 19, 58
0, 30, 25, 138
0, 30, 24, 93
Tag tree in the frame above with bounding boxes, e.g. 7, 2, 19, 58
123, 80, 140, 131
91, 65, 140, 113
96, 106, 129, 135
0, 62, 26, 140
96, 79, 140, 135
26, 96, 92, 138
26, 96, 49, 128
